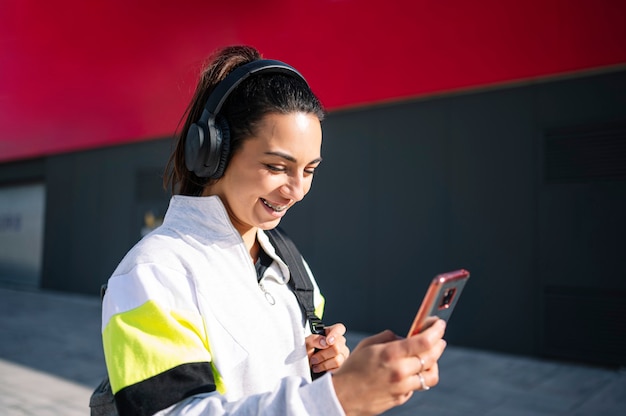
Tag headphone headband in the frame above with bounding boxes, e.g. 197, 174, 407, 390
203, 59, 308, 118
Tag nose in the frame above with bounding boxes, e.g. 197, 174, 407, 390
280, 173, 307, 202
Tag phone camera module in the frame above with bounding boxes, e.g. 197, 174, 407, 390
439, 288, 456, 309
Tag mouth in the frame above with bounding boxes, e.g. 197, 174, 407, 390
261, 198, 288, 212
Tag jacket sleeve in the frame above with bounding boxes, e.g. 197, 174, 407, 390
156, 373, 344, 416
102, 262, 345, 416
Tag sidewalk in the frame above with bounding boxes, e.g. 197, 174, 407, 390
1, 286, 624, 415
0, 287, 105, 416
0, 358, 93, 416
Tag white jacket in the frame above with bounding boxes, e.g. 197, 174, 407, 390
101, 195, 344, 415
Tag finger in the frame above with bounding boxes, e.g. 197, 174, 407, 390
401, 349, 432, 375
310, 339, 345, 364
305, 334, 326, 352
403, 319, 446, 356
406, 338, 447, 373
418, 372, 430, 391
420, 318, 446, 339
421, 362, 440, 389
323, 323, 347, 346
404, 362, 439, 393
355, 329, 399, 350
416, 353, 427, 373
314, 334, 331, 349
311, 336, 350, 366
312, 350, 347, 373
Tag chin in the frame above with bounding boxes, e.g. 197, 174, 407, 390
258, 219, 282, 231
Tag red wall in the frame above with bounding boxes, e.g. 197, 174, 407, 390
1, 0, 625, 162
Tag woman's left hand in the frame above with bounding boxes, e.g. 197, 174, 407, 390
306, 323, 350, 374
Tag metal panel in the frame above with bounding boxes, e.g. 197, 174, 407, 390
545, 123, 626, 182
544, 286, 626, 365
0, 183, 46, 288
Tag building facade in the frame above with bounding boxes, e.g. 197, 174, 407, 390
1, 0, 625, 366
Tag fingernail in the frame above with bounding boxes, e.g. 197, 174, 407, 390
320, 338, 328, 347
310, 356, 319, 365
327, 336, 335, 345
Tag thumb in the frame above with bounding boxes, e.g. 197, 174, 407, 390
306, 333, 329, 350
354, 329, 399, 350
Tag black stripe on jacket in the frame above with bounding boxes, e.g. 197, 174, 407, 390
115, 362, 216, 416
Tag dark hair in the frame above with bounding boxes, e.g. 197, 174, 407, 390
164, 45, 325, 196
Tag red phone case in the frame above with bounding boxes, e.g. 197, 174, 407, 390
407, 269, 470, 337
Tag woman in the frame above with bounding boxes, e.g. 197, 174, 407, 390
101, 45, 447, 416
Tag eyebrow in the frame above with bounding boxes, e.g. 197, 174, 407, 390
264, 151, 322, 165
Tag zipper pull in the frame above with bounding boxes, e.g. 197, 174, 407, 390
258, 281, 276, 305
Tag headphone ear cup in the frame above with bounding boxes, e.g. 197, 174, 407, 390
184, 122, 205, 174
210, 115, 231, 179
184, 114, 222, 178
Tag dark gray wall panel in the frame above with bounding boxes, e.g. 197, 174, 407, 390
41, 140, 171, 294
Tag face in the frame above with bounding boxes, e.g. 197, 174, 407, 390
205, 112, 322, 235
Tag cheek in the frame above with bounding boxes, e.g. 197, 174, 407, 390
303, 178, 314, 195
228, 165, 261, 192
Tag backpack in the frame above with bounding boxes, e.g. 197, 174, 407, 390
89, 227, 325, 415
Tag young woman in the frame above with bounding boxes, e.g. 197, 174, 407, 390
101, 45, 447, 416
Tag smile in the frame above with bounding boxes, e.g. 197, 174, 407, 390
261, 198, 288, 212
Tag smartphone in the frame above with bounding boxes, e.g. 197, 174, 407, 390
407, 269, 470, 337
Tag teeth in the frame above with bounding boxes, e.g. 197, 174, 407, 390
262, 199, 288, 212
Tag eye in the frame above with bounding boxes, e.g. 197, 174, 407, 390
305, 163, 320, 175
265, 164, 286, 173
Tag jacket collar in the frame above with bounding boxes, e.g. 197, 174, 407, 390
163, 195, 291, 284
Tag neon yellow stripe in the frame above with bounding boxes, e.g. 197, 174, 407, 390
103, 300, 224, 394
315, 294, 325, 320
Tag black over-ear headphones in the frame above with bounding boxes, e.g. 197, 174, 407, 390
184, 59, 309, 179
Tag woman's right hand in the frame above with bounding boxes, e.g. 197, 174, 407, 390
331, 319, 447, 416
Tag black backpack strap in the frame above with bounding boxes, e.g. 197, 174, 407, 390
266, 227, 326, 337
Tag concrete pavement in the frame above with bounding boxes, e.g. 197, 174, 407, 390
0, 358, 93, 416
1, 286, 624, 415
